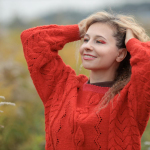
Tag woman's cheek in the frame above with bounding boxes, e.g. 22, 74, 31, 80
79, 46, 84, 55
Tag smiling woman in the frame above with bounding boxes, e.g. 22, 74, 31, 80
20, 11, 150, 150
80, 22, 126, 83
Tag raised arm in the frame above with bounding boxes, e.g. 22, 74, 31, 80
126, 37, 150, 134
20, 24, 80, 105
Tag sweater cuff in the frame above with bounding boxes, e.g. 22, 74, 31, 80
126, 38, 140, 52
61, 24, 81, 42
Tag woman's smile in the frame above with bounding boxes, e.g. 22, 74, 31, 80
83, 54, 97, 60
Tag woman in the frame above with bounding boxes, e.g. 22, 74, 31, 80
21, 11, 150, 150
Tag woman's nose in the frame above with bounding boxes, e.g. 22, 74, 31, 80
84, 41, 93, 51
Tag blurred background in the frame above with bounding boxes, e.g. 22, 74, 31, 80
0, 0, 150, 149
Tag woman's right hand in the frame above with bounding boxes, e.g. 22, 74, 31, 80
78, 19, 87, 38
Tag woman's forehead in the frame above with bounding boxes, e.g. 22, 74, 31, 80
86, 22, 116, 40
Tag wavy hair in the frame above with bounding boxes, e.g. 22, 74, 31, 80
78, 11, 150, 108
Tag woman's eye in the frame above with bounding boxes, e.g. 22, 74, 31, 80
96, 40, 106, 44
84, 39, 89, 42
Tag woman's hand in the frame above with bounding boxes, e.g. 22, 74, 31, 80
125, 29, 136, 45
78, 19, 87, 38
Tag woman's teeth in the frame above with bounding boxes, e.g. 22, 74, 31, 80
84, 55, 96, 58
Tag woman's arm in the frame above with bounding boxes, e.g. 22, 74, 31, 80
21, 24, 80, 105
126, 36, 150, 134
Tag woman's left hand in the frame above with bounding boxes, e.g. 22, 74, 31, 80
125, 29, 136, 45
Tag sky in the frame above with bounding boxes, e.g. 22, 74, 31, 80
0, 0, 150, 23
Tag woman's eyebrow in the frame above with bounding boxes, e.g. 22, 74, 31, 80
84, 34, 89, 37
85, 34, 106, 40
95, 35, 106, 40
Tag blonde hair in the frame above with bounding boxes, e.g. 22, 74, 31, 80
78, 11, 150, 108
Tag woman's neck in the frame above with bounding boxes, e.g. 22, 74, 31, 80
89, 69, 116, 83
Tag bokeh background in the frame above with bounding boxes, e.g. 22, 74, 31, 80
0, 0, 150, 150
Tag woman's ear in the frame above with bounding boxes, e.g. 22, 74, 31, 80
116, 48, 127, 62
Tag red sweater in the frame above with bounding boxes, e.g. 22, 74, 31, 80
21, 24, 150, 150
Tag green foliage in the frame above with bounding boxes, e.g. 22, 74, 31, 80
0, 30, 45, 150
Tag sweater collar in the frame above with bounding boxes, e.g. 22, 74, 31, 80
87, 80, 115, 87
83, 80, 113, 94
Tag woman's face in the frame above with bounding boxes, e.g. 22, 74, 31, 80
80, 22, 120, 72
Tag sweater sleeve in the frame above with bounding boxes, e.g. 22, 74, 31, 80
20, 24, 80, 105
126, 38, 150, 134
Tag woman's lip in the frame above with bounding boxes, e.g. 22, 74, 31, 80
83, 54, 97, 57
83, 57, 96, 60
83, 55, 96, 60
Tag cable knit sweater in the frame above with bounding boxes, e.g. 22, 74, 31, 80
20, 24, 150, 150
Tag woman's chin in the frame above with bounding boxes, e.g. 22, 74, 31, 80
82, 65, 94, 70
